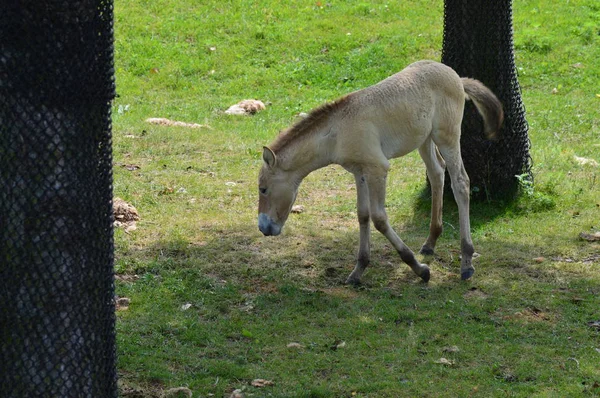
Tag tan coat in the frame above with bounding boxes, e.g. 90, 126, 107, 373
259, 60, 503, 283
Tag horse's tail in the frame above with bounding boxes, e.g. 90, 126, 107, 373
461, 78, 504, 140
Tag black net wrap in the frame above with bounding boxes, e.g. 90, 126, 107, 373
442, 0, 532, 200
0, 1, 117, 397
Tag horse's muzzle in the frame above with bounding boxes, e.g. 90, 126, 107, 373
258, 213, 281, 236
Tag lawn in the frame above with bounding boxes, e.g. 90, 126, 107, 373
112, 1, 600, 396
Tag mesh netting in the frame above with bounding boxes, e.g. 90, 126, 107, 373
442, 0, 532, 200
0, 1, 117, 397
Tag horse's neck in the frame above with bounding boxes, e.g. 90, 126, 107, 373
280, 127, 335, 179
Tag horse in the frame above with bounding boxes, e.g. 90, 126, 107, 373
257, 60, 503, 284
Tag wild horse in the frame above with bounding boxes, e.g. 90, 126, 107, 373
258, 61, 503, 284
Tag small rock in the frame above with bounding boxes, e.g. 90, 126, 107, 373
286, 342, 305, 349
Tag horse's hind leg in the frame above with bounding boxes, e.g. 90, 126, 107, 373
364, 167, 430, 282
418, 138, 446, 256
346, 174, 371, 285
436, 136, 475, 280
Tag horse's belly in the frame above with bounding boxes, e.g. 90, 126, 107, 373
380, 128, 428, 159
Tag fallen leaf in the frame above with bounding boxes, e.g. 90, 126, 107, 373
225, 99, 266, 115
159, 187, 175, 195
113, 198, 140, 233
241, 329, 254, 339
574, 155, 599, 167
588, 321, 600, 330
163, 387, 192, 398
251, 379, 274, 387
580, 231, 600, 242
435, 358, 454, 366
113, 198, 140, 222
329, 340, 346, 351
145, 117, 212, 129
442, 346, 460, 353
229, 389, 244, 398
181, 303, 192, 311
291, 205, 305, 214
533, 257, 545, 263
115, 274, 139, 283
116, 297, 130, 311
239, 302, 255, 312
120, 164, 141, 171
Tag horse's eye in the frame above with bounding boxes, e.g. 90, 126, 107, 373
259, 187, 267, 195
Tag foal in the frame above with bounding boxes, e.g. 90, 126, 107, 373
258, 60, 503, 284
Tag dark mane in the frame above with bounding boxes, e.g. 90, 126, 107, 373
270, 95, 350, 153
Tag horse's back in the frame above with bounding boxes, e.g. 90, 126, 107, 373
336, 61, 464, 162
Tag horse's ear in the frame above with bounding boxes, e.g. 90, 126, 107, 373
262, 146, 277, 168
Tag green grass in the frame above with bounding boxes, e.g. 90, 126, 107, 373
113, 0, 600, 396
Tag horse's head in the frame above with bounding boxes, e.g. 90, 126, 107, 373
258, 146, 298, 236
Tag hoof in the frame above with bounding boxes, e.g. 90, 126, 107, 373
461, 268, 475, 280
345, 276, 361, 286
419, 266, 431, 283
419, 246, 435, 256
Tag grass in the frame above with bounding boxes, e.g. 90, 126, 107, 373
112, 0, 600, 396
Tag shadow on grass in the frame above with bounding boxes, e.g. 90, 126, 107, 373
118, 188, 595, 293
116, 189, 600, 397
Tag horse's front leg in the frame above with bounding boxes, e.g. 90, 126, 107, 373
366, 169, 430, 282
346, 174, 371, 285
